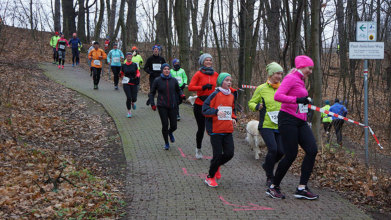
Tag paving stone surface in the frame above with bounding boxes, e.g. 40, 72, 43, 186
41, 63, 371, 219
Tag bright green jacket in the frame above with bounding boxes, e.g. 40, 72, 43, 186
170, 68, 188, 87
248, 83, 281, 129
125, 54, 143, 69
50, 36, 60, 48
321, 104, 332, 123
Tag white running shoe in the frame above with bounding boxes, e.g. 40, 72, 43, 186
195, 148, 203, 159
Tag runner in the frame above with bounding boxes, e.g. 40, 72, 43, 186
321, 100, 332, 134
55, 33, 69, 69
202, 73, 237, 187
267, 55, 319, 200
330, 98, 348, 146
104, 37, 110, 53
188, 53, 219, 159
170, 58, 188, 121
107, 43, 125, 90
149, 63, 185, 150
144, 45, 166, 105
120, 52, 140, 117
50, 31, 60, 64
87, 41, 95, 77
248, 62, 284, 187
88, 42, 107, 90
131, 46, 144, 70
68, 33, 82, 67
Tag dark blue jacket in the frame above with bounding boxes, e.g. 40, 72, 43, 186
69, 38, 81, 49
329, 103, 347, 120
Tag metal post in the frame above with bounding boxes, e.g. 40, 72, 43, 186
364, 59, 369, 167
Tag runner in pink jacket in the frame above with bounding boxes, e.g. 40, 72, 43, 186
266, 55, 319, 200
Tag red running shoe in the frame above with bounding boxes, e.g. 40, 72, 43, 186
215, 167, 221, 180
204, 177, 218, 187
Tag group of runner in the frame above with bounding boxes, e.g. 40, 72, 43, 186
50, 32, 82, 69
49, 32, 325, 201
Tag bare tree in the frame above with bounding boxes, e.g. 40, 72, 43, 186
174, 0, 190, 72
62, 0, 76, 37
77, 0, 86, 42
125, 0, 138, 48
94, 0, 104, 40
210, 0, 221, 72
54, 0, 61, 32
108, 0, 117, 41
155, 0, 169, 58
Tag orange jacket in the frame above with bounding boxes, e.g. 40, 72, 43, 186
88, 48, 107, 68
202, 89, 237, 134
188, 70, 219, 106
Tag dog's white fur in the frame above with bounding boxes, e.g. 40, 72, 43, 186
245, 120, 266, 160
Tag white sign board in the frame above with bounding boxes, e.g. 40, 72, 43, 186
356, 21, 377, 41
349, 42, 384, 59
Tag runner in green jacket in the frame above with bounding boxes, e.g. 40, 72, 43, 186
248, 62, 284, 188
170, 58, 188, 121
321, 100, 332, 134
50, 31, 60, 64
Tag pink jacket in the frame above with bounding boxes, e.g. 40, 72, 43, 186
274, 69, 308, 121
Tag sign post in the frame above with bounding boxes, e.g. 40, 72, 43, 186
350, 21, 383, 167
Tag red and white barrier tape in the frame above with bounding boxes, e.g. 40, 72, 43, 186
242, 84, 258, 89
308, 104, 383, 149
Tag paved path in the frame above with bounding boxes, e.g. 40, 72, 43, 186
41, 63, 371, 219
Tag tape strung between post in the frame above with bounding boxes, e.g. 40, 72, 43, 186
241, 85, 383, 149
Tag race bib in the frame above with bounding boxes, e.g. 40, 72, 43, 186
298, 104, 308, 113
267, 111, 279, 124
112, 57, 120, 63
93, 60, 101, 65
175, 77, 182, 84
59, 45, 65, 50
152, 63, 161, 71
122, 77, 130, 84
218, 106, 232, 121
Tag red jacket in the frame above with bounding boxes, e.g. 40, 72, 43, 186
188, 70, 219, 106
202, 89, 237, 134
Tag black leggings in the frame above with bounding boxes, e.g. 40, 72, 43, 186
193, 104, 205, 149
273, 111, 318, 186
111, 66, 121, 86
92, 67, 102, 85
259, 128, 284, 179
209, 134, 234, 177
123, 84, 138, 110
158, 107, 177, 144
72, 47, 79, 64
332, 120, 344, 145
53, 48, 58, 62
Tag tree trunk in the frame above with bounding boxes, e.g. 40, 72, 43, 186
108, 0, 117, 41
210, 0, 221, 73
265, 0, 281, 62
228, 0, 234, 49
190, 0, 209, 71
310, 0, 322, 144
290, 0, 304, 67
54, 0, 61, 32
94, 0, 105, 40
77, 0, 86, 42
113, 0, 125, 42
62, 0, 76, 37
29, 0, 35, 39
155, 0, 169, 58
125, 0, 138, 49
174, 0, 190, 73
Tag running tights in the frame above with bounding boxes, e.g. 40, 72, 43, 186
193, 104, 205, 149
123, 84, 138, 110
157, 107, 177, 144
209, 134, 234, 178
259, 128, 284, 179
92, 67, 102, 85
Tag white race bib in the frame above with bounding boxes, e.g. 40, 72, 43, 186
152, 63, 161, 71
122, 77, 130, 84
267, 111, 279, 124
298, 104, 308, 113
218, 106, 232, 121
59, 45, 65, 49
175, 77, 182, 84
112, 57, 120, 63
93, 60, 101, 65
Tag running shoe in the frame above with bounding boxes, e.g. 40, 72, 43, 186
58, 65, 61, 69
195, 148, 203, 159
61, 65, 64, 69
72, 64, 75, 67
266, 186, 286, 199
204, 176, 218, 187
294, 187, 319, 200
215, 167, 221, 180
114, 86, 119, 90
169, 132, 175, 143
266, 178, 272, 187
177, 115, 181, 121
93, 85, 98, 90
127, 112, 132, 118
164, 143, 170, 150
132, 103, 136, 110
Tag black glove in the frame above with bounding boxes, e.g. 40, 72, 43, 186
180, 84, 186, 91
296, 96, 310, 104
202, 84, 213, 91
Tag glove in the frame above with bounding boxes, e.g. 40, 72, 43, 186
180, 84, 186, 90
151, 105, 157, 111
180, 94, 186, 100
202, 84, 213, 91
296, 96, 310, 104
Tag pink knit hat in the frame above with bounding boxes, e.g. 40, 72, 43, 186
295, 55, 314, 69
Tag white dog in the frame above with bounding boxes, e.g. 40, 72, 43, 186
246, 120, 266, 160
